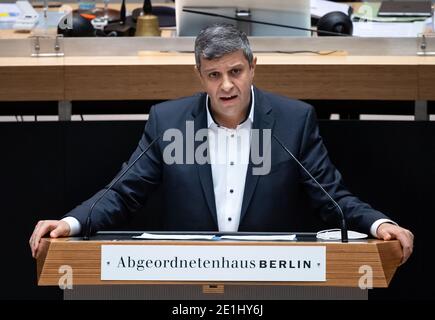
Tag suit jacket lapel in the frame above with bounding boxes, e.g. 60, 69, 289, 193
191, 95, 218, 227
240, 88, 275, 222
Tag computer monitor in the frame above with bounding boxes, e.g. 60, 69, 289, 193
176, 0, 310, 37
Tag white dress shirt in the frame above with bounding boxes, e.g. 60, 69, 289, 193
206, 86, 254, 232
63, 86, 394, 237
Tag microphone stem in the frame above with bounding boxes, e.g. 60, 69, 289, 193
273, 135, 348, 243
341, 217, 348, 243
82, 135, 161, 240
182, 9, 351, 37
83, 216, 91, 240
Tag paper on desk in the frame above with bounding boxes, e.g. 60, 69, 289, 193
311, 0, 350, 18
219, 235, 296, 241
353, 21, 427, 37
0, 4, 20, 23
133, 233, 215, 240
133, 233, 296, 241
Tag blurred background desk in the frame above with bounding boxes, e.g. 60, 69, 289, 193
1, 1, 434, 120
1, 48, 434, 120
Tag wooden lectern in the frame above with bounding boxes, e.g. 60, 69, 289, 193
36, 238, 402, 300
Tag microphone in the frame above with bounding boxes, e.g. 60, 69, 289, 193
182, 8, 352, 37
272, 134, 348, 242
83, 134, 161, 240
120, 0, 126, 24
143, 0, 152, 15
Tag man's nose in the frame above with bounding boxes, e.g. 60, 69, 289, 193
221, 75, 234, 92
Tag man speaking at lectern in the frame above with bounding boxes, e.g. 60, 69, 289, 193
30, 24, 413, 263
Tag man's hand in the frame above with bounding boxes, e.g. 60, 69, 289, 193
29, 220, 70, 259
377, 223, 414, 265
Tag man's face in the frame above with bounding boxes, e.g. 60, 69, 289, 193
197, 50, 256, 119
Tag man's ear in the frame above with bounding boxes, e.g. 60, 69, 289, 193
194, 65, 204, 84
251, 56, 257, 70
250, 56, 257, 78
194, 65, 200, 76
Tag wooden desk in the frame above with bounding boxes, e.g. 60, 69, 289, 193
1, 54, 433, 99
0, 57, 64, 101
0, 53, 429, 100
59, 53, 422, 101
37, 237, 401, 287
36, 237, 401, 299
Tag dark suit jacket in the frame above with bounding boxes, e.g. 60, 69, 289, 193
65, 87, 390, 234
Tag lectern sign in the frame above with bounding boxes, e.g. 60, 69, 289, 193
101, 245, 326, 281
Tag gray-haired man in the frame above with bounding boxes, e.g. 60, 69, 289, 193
30, 24, 413, 264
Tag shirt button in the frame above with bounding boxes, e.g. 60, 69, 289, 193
228, 217, 232, 221
230, 134, 234, 138
229, 189, 234, 193
230, 161, 234, 166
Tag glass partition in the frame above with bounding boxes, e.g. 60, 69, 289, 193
0, 1, 434, 40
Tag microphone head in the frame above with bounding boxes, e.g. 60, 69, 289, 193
58, 10, 95, 37
317, 11, 353, 36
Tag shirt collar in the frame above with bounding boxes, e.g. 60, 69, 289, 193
206, 85, 255, 129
